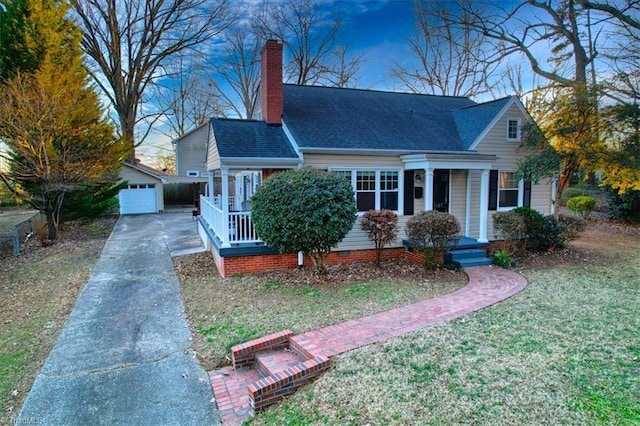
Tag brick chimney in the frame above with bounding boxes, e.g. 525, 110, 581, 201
260, 39, 283, 125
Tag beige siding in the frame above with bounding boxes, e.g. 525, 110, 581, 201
303, 153, 404, 170
304, 154, 406, 251
336, 215, 410, 251
466, 103, 553, 240
119, 166, 164, 211
206, 129, 221, 171
176, 125, 208, 176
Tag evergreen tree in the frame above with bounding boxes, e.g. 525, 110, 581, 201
0, 0, 127, 240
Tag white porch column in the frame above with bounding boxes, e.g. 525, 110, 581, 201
478, 169, 489, 243
424, 168, 434, 211
207, 173, 214, 201
221, 167, 231, 247
465, 171, 472, 236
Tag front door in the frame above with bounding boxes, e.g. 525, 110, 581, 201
433, 169, 450, 212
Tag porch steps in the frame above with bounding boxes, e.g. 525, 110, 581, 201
255, 349, 307, 378
209, 331, 331, 423
446, 248, 493, 268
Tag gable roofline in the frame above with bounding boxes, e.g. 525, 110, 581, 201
122, 162, 169, 183
467, 96, 529, 151
170, 122, 208, 145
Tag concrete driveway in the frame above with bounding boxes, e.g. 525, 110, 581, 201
17, 212, 217, 425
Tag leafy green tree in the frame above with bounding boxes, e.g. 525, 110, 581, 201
0, 0, 126, 240
518, 86, 604, 211
251, 168, 357, 274
599, 102, 640, 194
0, 0, 82, 78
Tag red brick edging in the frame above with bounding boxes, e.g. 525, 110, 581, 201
209, 266, 528, 424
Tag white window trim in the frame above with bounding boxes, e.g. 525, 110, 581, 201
330, 168, 404, 215
506, 117, 522, 142
186, 170, 200, 177
497, 170, 523, 211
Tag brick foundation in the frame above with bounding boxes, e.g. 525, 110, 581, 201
212, 246, 421, 277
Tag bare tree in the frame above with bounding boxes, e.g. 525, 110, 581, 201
392, 0, 497, 97
460, 0, 596, 88
73, 0, 230, 158
211, 28, 263, 119
254, 0, 363, 87
153, 54, 224, 139
579, 0, 640, 31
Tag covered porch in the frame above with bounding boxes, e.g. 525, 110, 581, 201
201, 168, 264, 246
401, 152, 497, 243
200, 166, 296, 247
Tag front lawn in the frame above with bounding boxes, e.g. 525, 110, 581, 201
249, 221, 640, 425
0, 218, 115, 419
175, 257, 467, 370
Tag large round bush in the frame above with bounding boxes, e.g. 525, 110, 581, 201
251, 168, 357, 274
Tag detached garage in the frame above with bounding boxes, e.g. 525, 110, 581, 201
119, 162, 167, 214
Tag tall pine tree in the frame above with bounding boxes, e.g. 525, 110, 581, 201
0, 0, 128, 240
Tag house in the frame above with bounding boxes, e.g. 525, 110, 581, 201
197, 40, 555, 277
173, 123, 209, 179
119, 161, 168, 214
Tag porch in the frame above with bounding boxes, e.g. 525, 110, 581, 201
200, 194, 262, 246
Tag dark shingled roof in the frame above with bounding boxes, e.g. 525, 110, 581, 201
210, 118, 298, 159
453, 96, 512, 149
282, 85, 477, 152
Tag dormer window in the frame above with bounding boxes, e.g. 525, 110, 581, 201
507, 118, 521, 141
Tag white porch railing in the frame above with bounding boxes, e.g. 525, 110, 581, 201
212, 195, 239, 212
200, 195, 262, 245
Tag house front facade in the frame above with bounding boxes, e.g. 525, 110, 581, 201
197, 40, 555, 277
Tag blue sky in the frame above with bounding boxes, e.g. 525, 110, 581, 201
341, 0, 416, 89
140, 0, 420, 162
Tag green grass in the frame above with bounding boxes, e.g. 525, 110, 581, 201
250, 248, 640, 424
0, 218, 113, 418
177, 258, 466, 370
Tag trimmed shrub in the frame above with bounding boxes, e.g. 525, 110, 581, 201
492, 210, 526, 242
512, 207, 564, 252
251, 168, 357, 274
360, 209, 398, 268
558, 214, 587, 245
406, 210, 460, 270
566, 195, 596, 219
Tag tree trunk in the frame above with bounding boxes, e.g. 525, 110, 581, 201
309, 251, 328, 275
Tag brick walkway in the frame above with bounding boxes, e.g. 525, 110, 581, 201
210, 266, 528, 424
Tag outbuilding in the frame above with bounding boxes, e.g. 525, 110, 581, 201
119, 162, 167, 214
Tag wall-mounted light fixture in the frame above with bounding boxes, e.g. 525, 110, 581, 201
415, 173, 422, 185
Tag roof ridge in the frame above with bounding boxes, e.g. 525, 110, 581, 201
214, 117, 261, 123
458, 95, 513, 110
283, 83, 472, 100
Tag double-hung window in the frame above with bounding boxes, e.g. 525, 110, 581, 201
499, 171, 519, 208
333, 169, 400, 212
356, 171, 376, 211
507, 118, 521, 141
380, 171, 399, 210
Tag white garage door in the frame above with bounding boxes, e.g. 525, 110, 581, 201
119, 184, 158, 214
